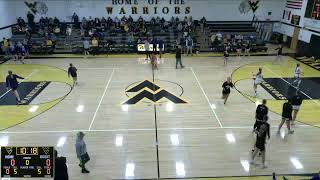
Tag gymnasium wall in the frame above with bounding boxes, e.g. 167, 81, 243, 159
0, 1, 16, 39
276, 0, 320, 43
6, 0, 284, 22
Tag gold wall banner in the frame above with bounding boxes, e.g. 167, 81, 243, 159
106, 0, 191, 15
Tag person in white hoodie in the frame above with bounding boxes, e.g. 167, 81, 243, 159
75, 132, 90, 173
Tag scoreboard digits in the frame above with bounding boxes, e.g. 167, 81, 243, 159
1, 146, 54, 178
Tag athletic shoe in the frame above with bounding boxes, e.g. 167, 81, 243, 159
288, 130, 294, 134
81, 169, 90, 173
249, 161, 255, 165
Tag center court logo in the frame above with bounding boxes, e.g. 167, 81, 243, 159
122, 79, 188, 105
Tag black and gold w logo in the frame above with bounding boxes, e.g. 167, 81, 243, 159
123, 80, 188, 105
248, 0, 260, 13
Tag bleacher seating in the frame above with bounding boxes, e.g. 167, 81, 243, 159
6, 17, 270, 55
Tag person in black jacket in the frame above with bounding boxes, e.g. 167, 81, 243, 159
221, 77, 233, 104
278, 100, 294, 134
291, 93, 303, 125
6, 71, 24, 104
253, 99, 268, 131
68, 63, 78, 85
54, 150, 69, 180
175, 45, 184, 69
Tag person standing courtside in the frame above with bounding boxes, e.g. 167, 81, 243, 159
54, 150, 69, 180
278, 100, 294, 134
175, 45, 184, 69
221, 77, 233, 104
250, 115, 270, 169
75, 132, 90, 174
291, 93, 303, 125
6, 70, 24, 104
185, 36, 193, 56
68, 63, 78, 85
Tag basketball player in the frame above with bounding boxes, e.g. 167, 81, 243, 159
254, 99, 268, 131
291, 93, 303, 125
175, 45, 184, 69
273, 44, 283, 64
6, 71, 24, 104
221, 77, 233, 104
292, 63, 302, 88
250, 115, 270, 169
278, 100, 294, 134
223, 48, 229, 65
253, 68, 263, 96
151, 53, 158, 70
68, 63, 78, 85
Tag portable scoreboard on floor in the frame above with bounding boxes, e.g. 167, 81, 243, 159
1, 146, 54, 178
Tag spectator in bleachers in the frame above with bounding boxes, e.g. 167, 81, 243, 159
151, 17, 156, 26
16, 41, 26, 64
115, 17, 120, 28
45, 38, 54, 54
27, 11, 35, 26
91, 37, 99, 56
216, 31, 223, 43
9, 41, 17, 60
66, 26, 72, 40
83, 38, 90, 56
53, 17, 60, 26
186, 36, 194, 56
101, 17, 107, 27
94, 17, 101, 27
72, 12, 80, 28
17, 17, 26, 28
177, 22, 183, 32
200, 17, 207, 33
171, 16, 176, 26
2, 38, 10, 57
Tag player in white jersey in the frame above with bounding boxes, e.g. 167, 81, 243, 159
292, 63, 302, 88
253, 68, 263, 97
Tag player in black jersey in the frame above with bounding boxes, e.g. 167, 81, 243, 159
253, 99, 268, 131
278, 100, 294, 134
221, 77, 234, 104
250, 115, 270, 169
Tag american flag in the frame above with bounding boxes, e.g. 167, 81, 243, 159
286, 0, 303, 9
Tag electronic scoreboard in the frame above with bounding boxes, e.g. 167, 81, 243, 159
1, 146, 54, 178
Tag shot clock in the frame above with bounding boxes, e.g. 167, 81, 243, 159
1, 146, 54, 178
